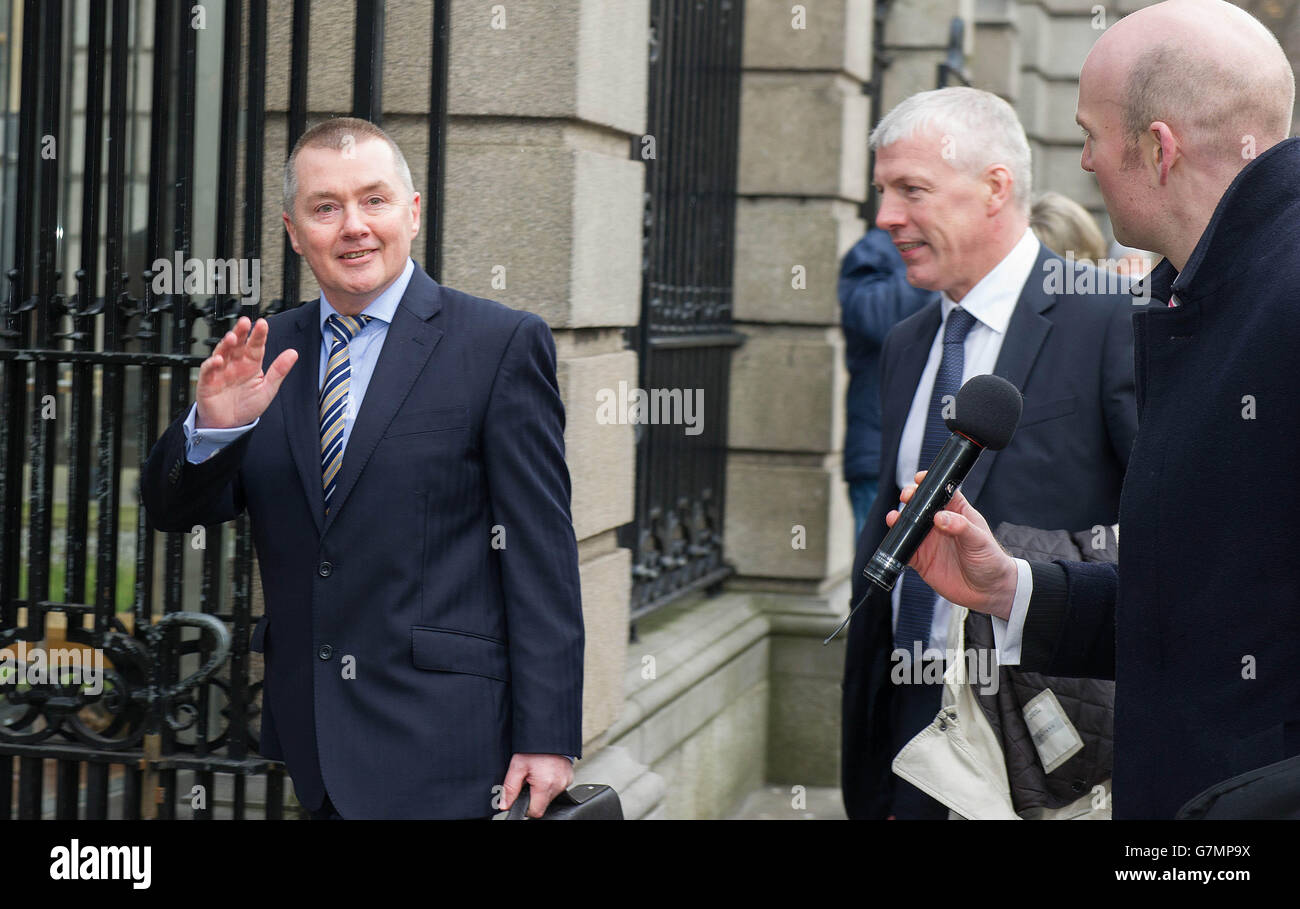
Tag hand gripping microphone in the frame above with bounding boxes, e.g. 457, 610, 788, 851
823, 374, 1022, 645
861, 373, 1022, 591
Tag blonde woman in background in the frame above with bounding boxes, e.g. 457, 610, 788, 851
1029, 190, 1108, 262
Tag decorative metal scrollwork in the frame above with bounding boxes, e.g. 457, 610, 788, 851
0, 612, 230, 751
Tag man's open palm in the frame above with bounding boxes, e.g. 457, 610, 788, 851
196, 317, 298, 429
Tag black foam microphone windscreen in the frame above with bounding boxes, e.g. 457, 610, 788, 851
859, 374, 1023, 593
945, 373, 1022, 450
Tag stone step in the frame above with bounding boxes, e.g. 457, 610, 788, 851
726, 784, 846, 820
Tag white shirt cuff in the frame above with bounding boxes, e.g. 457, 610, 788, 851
991, 558, 1033, 667
183, 403, 258, 464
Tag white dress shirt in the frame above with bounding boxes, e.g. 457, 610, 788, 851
891, 227, 1040, 657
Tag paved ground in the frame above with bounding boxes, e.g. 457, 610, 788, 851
8, 762, 295, 820
727, 784, 847, 820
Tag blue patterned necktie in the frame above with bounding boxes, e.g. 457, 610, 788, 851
320, 313, 371, 511
894, 307, 978, 654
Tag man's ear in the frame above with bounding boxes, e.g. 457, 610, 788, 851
409, 190, 421, 238
1149, 121, 1178, 185
984, 164, 1015, 215
282, 211, 303, 255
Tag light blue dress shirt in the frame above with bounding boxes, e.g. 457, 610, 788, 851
182, 257, 415, 464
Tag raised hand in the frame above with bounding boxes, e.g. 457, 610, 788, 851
195, 317, 299, 429
886, 470, 1021, 620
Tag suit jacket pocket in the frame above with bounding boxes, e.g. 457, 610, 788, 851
1018, 394, 1077, 428
385, 405, 470, 438
411, 626, 509, 682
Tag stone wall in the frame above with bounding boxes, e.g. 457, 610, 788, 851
879, 1, 1142, 241
963, 1, 1276, 244
440, 0, 647, 748
729, 0, 868, 596
724, 0, 875, 796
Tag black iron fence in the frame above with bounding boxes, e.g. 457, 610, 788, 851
0, 0, 447, 819
622, 0, 745, 624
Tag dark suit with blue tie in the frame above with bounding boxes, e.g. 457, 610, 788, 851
141, 262, 584, 819
840, 245, 1138, 818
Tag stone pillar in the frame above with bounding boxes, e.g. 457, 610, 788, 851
972, 0, 1021, 102
880, 0, 974, 113
1013, 0, 1112, 234
728, 0, 872, 786
441, 0, 647, 748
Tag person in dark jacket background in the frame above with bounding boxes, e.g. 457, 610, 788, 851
838, 229, 938, 539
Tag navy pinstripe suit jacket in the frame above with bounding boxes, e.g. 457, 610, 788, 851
141, 263, 584, 819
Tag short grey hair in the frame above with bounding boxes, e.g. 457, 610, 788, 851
870, 87, 1033, 212
283, 116, 415, 215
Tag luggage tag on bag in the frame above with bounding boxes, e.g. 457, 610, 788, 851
1022, 688, 1084, 774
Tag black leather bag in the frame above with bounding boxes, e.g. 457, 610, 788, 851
1176, 753, 1300, 819
500, 782, 624, 820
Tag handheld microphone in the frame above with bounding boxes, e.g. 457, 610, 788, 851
825, 374, 1022, 645
861, 373, 1022, 592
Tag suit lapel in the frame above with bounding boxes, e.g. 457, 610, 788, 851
283, 301, 326, 535
878, 301, 942, 498
961, 246, 1057, 505
321, 266, 445, 533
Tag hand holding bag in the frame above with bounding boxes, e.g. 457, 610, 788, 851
500, 782, 624, 820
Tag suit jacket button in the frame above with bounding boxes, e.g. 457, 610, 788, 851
318, 561, 332, 577
318, 644, 333, 661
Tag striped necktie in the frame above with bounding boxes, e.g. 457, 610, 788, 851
895, 306, 978, 654
320, 313, 371, 510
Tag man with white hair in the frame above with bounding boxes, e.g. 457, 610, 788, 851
883, 0, 1300, 818
841, 87, 1138, 818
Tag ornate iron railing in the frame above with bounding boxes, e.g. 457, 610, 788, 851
622, 0, 745, 625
